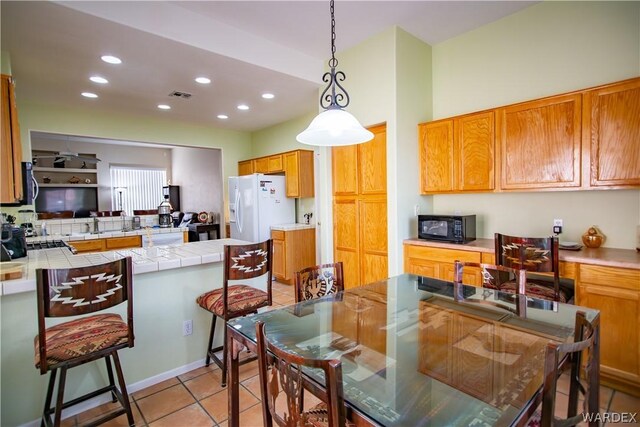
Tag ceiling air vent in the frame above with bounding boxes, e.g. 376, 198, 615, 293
169, 91, 192, 99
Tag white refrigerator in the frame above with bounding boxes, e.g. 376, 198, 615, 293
228, 174, 295, 242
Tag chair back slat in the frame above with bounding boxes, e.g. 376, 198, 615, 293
225, 240, 272, 281
256, 321, 347, 427
295, 262, 344, 303
495, 233, 558, 273
37, 257, 132, 318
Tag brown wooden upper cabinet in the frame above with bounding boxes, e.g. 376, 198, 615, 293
1, 74, 23, 204
237, 149, 314, 198
583, 78, 640, 188
497, 93, 582, 190
419, 111, 494, 193
419, 77, 640, 193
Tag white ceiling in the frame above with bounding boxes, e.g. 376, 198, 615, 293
1, 1, 537, 133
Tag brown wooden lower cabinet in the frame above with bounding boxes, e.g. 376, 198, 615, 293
576, 264, 640, 396
70, 235, 143, 253
405, 241, 640, 397
271, 228, 316, 285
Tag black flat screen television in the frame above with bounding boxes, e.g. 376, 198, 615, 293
35, 187, 98, 218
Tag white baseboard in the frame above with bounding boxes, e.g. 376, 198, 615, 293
19, 358, 207, 427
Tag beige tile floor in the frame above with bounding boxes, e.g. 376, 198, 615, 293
60, 281, 640, 426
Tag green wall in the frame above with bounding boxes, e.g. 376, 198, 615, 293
250, 111, 316, 158
430, 1, 640, 249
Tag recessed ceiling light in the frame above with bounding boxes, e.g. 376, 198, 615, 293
81, 92, 98, 98
237, 104, 249, 111
101, 55, 122, 64
157, 104, 171, 110
261, 93, 275, 99
195, 77, 211, 84
90, 76, 109, 84
217, 114, 229, 119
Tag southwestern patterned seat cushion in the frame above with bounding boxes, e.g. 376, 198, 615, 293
486, 280, 571, 303
196, 285, 268, 317
302, 402, 355, 427
34, 313, 129, 370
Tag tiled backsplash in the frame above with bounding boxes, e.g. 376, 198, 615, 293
36, 215, 159, 236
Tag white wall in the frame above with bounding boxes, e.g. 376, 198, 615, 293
430, 1, 640, 248
171, 146, 224, 218
31, 135, 172, 210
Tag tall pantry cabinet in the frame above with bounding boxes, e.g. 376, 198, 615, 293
332, 124, 388, 288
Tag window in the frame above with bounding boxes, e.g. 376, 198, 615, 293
110, 166, 166, 214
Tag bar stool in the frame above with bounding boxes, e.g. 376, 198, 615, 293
35, 257, 135, 427
196, 239, 273, 386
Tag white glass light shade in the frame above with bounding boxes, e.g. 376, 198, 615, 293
297, 109, 374, 146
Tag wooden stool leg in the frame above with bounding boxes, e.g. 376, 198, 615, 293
105, 356, 117, 403
205, 315, 217, 366
221, 324, 228, 387
41, 368, 57, 427
53, 366, 67, 427
112, 352, 135, 427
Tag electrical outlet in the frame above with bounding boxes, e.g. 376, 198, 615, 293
183, 320, 193, 336
553, 219, 563, 227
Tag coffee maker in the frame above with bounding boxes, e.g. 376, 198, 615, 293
18, 209, 37, 237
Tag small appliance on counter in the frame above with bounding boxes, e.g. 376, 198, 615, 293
418, 214, 476, 243
1, 224, 27, 260
158, 195, 173, 228
18, 209, 37, 237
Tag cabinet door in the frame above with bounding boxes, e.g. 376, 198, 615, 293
359, 198, 388, 285
272, 237, 286, 281
440, 262, 482, 286
238, 160, 253, 176
253, 157, 269, 173
419, 120, 454, 193
334, 199, 360, 288
455, 111, 495, 191
283, 151, 299, 197
296, 150, 315, 198
105, 236, 141, 250
577, 265, 640, 388
358, 125, 386, 195
498, 94, 581, 190
585, 78, 640, 187
454, 314, 494, 401
267, 154, 283, 173
1, 75, 23, 204
332, 145, 358, 196
70, 239, 105, 253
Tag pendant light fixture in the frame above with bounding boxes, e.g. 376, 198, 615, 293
297, 0, 373, 146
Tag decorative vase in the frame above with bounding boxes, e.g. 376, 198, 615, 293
582, 226, 605, 249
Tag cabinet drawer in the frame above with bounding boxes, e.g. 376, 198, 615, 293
271, 230, 285, 241
405, 245, 481, 264
105, 236, 142, 250
268, 155, 283, 173
579, 265, 640, 290
71, 239, 105, 253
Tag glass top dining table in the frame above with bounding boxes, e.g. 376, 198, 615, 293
226, 274, 600, 427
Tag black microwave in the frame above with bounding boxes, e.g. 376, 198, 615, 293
418, 214, 476, 243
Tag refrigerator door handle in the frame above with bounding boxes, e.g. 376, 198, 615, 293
236, 189, 243, 233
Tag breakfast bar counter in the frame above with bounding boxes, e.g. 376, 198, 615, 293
0, 238, 255, 426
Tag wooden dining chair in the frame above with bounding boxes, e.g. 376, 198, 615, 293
196, 240, 273, 386
527, 311, 598, 427
35, 257, 135, 427
494, 233, 572, 303
294, 262, 344, 303
255, 321, 349, 427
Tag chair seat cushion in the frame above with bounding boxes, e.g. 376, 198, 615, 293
492, 280, 570, 303
34, 313, 129, 370
197, 285, 268, 317
304, 402, 355, 427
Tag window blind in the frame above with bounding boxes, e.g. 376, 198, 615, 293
110, 166, 167, 214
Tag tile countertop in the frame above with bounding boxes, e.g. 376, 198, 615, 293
403, 238, 640, 270
0, 238, 249, 296
27, 226, 187, 243
271, 223, 315, 231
